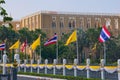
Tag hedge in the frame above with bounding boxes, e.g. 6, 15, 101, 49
18, 72, 101, 80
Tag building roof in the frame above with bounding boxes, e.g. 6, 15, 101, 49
22, 10, 120, 19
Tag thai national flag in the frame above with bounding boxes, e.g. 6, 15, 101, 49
44, 34, 58, 46
0, 43, 5, 50
99, 25, 111, 43
21, 40, 27, 52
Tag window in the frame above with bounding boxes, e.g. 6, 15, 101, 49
68, 17, 76, 29
80, 17, 84, 29
60, 17, 64, 28
95, 18, 101, 28
115, 19, 118, 29
68, 20, 72, 29
52, 21, 56, 28
62, 32, 64, 35
105, 18, 111, 27
87, 18, 91, 28
52, 17, 56, 28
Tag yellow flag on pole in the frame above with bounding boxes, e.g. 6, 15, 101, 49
65, 30, 77, 46
9, 40, 20, 49
31, 36, 40, 50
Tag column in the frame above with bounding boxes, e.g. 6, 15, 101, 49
63, 59, 66, 76
86, 58, 90, 78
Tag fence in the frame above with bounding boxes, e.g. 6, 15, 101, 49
2, 59, 120, 80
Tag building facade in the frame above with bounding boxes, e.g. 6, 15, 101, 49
21, 11, 120, 38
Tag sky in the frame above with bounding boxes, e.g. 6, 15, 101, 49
3, 0, 120, 20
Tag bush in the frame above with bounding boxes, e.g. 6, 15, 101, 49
18, 72, 100, 80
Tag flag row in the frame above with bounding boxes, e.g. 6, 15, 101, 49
0, 25, 111, 51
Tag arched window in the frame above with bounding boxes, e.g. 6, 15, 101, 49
95, 18, 101, 28
52, 17, 56, 28
87, 18, 91, 28
68, 17, 76, 29
60, 17, 64, 28
80, 17, 84, 29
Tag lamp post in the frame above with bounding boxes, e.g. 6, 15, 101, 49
3, 50, 7, 74
14, 49, 20, 64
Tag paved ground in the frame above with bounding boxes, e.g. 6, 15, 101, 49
18, 76, 39, 80
17, 75, 66, 80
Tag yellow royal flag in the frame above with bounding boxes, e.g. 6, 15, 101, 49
9, 40, 20, 49
31, 36, 40, 50
65, 30, 77, 46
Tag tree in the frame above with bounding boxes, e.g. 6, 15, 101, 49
0, 26, 19, 49
74, 28, 102, 64
59, 31, 77, 63
18, 28, 32, 43
85, 28, 101, 61
0, 0, 12, 22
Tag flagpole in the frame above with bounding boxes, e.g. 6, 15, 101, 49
39, 34, 41, 62
56, 38, 58, 63
40, 44, 41, 62
103, 42, 106, 65
25, 38, 27, 60
76, 29, 79, 64
0, 50, 2, 61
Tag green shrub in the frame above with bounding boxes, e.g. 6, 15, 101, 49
18, 72, 100, 80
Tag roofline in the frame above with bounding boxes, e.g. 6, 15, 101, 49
21, 10, 120, 19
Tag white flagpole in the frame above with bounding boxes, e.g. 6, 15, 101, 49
103, 21, 110, 65
40, 43, 41, 62
103, 42, 106, 65
76, 29, 79, 64
0, 50, 2, 62
25, 38, 27, 60
56, 38, 58, 63
39, 35, 41, 62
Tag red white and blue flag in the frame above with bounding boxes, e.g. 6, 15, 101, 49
0, 43, 5, 50
99, 25, 111, 43
44, 34, 58, 46
21, 40, 27, 52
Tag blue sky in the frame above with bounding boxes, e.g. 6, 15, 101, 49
4, 0, 120, 20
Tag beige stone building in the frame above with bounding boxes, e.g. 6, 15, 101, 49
21, 11, 120, 38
